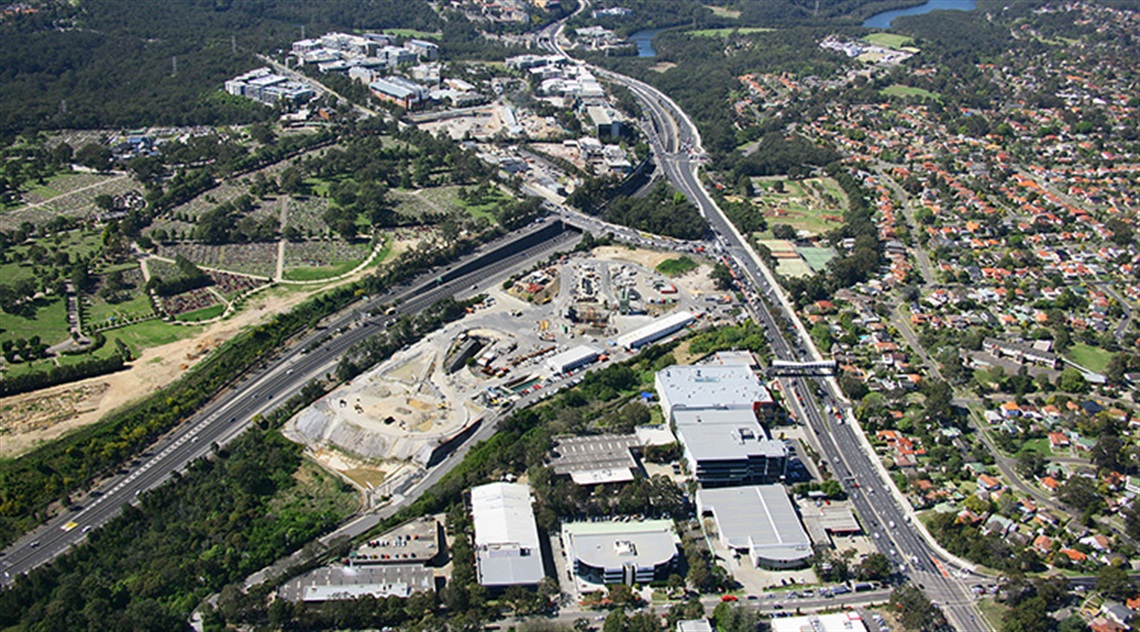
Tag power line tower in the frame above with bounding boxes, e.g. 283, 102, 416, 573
171, 55, 178, 77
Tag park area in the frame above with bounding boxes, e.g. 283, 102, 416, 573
750, 176, 847, 238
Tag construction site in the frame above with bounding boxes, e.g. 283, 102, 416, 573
284, 246, 726, 497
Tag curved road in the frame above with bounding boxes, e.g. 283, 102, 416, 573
537, 25, 988, 631
1, 223, 578, 585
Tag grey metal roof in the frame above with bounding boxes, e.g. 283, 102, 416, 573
697, 485, 811, 565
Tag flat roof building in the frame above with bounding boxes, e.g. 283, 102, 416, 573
696, 485, 812, 569
544, 344, 602, 376
550, 434, 639, 485
370, 76, 429, 109
562, 519, 679, 585
280, 564, 434, 602
471, 483, 546, 588
673, 409, 787, 487
616, 310, 695, 350
655, 364, 775, 421
769, 612, 867, 632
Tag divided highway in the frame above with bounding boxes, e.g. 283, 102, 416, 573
537, 26, 989, 630
0, 222, 578, 585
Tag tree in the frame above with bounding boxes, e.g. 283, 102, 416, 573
1097, 564, 1136, 601
856, 552, 892, 581
771, 223, 797, 240
1058, 368, 1088, 393
1092, 435, 1124, 472
1057, 476, 1101, 514
1015, 450, 1046, 479
710, 263, 734, 291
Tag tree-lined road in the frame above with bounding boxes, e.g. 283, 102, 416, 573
0, 222, 578, 585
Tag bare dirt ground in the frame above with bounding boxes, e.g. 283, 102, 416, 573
0, 234, 424, 460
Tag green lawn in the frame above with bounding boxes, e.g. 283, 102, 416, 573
86, 291, 155, 328
1067, 342, 1112, 373
751, 176, 845, 238
881, 84, 942, 101
975, 598, 1009, 631
686, 27, 773, 37
656, 256, 699, 277
175, 304, 225, 323
0, 297, 69, 346
283, 257, 365, 282
384, 28, 441, 39
1020, 437, 1053, 456
106, 319, 202, 353
703, 4, 741, 18
863, 33, 915, 49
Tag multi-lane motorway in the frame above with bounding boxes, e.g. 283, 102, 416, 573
0, 222, 578, 585
536, 19, 989, 630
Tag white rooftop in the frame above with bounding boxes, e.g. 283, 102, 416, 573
471, 482, 540, 549
656, 364, 772, 416
563, 520, 679, 572
769, 612, 867, 632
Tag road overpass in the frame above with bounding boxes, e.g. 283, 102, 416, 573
537, 23, 988, 631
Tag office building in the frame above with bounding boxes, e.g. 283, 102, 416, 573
673, 408, 787, 486
562, 520, 679, 585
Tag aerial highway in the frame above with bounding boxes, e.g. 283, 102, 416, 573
0, 221, 578, 585
536, 22, 989, 630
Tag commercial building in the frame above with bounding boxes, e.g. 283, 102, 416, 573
673, 408, 787, 487
406, 39, 440, 60
769, 612, 867, 632
676, 621, 714, 632
224, 68, 314, 106
616, 310, 695, 350
654, 364, 777, 421
586, 106, 623, 139
281, 564, 434, 602
370, 76, 429, 109
562, 519, 679, 585
550, 434, 639, 485
544, 344, 602, 376
696, 485, 812, 569
471, 483, 546, 589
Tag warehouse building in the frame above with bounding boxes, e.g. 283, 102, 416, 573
696, 485, 812, 569
370, 76, 429, 108
673, 409, 787, 487
471, 483, 546, 589
562, 519, 680, 585
769, 612, 867, 632
616, 310, 695, 350
550, 434, 640, 485
544, 344, 602, 376
655, 364, 777, 421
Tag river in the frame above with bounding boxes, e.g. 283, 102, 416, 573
862, 0, 976, 29
628, 27, 665, 58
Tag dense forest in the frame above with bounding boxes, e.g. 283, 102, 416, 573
0, 0, 440, 139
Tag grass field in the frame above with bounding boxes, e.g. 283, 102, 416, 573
106, 318, 201, 351
703, 4, 741, 18
86, 291, 155, 328
863, 33, 915, 48
656, 256, 699, 277
1020, 437, 1053, 456
881, 84, 942, 101
751, 177, 846, 238
384, 29, 440, 40
686, 27, 773, 37
175, 304, 225, 322
1067, 342, 1112, 373
976, 598, 1009, 631
0, 297, 69, 346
